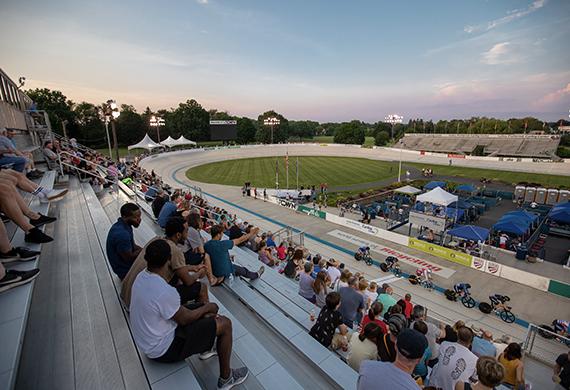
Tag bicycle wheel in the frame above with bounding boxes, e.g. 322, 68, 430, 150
500, 310, 516, 323
462, 296, 476, 309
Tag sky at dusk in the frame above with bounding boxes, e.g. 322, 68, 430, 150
1, 0, 569, 121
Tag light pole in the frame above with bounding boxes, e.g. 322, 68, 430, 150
385, 114, 404, 181
150, 115, 165, 142
263, 117, 280, 144
103, 100, 121, 161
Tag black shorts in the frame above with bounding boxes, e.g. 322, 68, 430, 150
185, 250, 204, 266
176, 282, 202, 305
153, 316, 217, 363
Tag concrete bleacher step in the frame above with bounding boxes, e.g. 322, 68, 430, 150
0, 170, 57, 390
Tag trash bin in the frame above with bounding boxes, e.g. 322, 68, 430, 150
515, 245, 528, 261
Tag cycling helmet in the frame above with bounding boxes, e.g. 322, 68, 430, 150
415, 269, 423, 276
465, 283, 471, 289
366, 246, 370, 250
503, 295, 510, 302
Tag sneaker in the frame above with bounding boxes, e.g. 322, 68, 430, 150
0, 269, 40, 293
1, 213, 10, 224
199, 345, 217, 360
217, 367, 249, 390
39, 188, 68, 203
24, 227, 54, 244
30, 214, 57, 227
26, 171, 43, 180
0, 247, 41, 263
257, 266, 265, 278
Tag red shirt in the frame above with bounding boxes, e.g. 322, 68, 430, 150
361, 316, 388, 334
403, 300, 413, 319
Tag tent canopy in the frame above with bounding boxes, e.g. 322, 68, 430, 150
553, 201, 570, 210
174, 135, 197, 146
394, 185, 422, 195
493, 220, 528, 235
504, 210, 538, 222
424, 181, 446, 190
448, 199, 475, 210
160, 136, 178, 148
416, 187, 458, 207
550, 208, 570, 224
456, 184, 476, 193
128, 134, 162, 150
448, 225, 489, 241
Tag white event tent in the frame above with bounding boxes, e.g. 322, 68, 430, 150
174, 135, 197, 146
394, 185, 422, 195
159, 136, 178, 148
415, 186, 458, 206
128, 134, 162, 151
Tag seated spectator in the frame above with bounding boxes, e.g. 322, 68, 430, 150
358, 329, 428, 390
0, 168, 67, 203
204, 224, 264, 281
0, 128, 41, 177
298, 262, 316, 303
326, 258, 341, 285
0, 180, 54, 243
442, 320, 465, 343
157, 194, 180, 228
121, 217, 208, 308
227, 223, 244, 241
472, 329, 497, 357
363, 281, 378, 310
184, 213, 223, 286
129, 239, 249, 388
309, 291, 348, 348
377, 285, 397, 316
498, 343, 525, 390
455, 356, 505, 390
257, 240, 277, 267
265, 231, 276, 248
0, 220, 40, 292
283, 248, 303, 279
554, 350, 570, 390
410, 305, 445, 366
338, 276, 365, 328
361, 301, 388, 334
276, 242, 287, 261
151, 192, 167, 219
106, 203, 142, 280
377, 313, 407, 362
358, 278, 370, 308
411, 320, 431, 381
144, 184, 159, 202
348, 322, 382, 371
313, 270, 331, 308
42, 140, 58, 162
333, 268, 352, 292
428, 327, 477, 390
402, 293, 414, 320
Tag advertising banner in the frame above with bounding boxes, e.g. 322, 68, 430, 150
325, 213, 410, 246
409, 238, 472, 267
297, 205, 326, 219
408, 211, 447, 233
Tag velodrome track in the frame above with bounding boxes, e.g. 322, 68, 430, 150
141, 144, 570, 371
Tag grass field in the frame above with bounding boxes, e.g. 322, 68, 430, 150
408, 162, 570, 189
186, 156, 399, 188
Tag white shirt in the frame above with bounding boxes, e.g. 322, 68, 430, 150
327, 266, 341, 285
130, 270, 180, 359
428, 341, 477, 390
363, 290, 378, 310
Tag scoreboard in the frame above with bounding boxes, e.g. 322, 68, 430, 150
210, 120, 237, 141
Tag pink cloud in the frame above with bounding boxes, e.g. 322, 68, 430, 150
536, 83, 570, 106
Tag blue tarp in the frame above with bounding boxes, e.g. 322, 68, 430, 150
424, 181, 446, 190
446, 208, 465, 221
550, 208, 570, 224
448, 225, 490, 241
498, 215, 532, 227
504, 210, 538, 222
553, 201, 570, 210
493, 219, 529, 235
448, 200, 475, 210
456, 184, 476, 193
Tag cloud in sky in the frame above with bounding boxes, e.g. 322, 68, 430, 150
464, 0, 547, 34
481, 42, 520, 65
536, 83, 570, 106
196, 0, 208, 4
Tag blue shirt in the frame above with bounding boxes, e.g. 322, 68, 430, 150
266, 237, 276, 248
471, 336, 497, 357
157, 201, 177, 228
106, 218, 135, 279
204, 239, 234, 278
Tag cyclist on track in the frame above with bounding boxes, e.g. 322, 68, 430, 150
453, 282, 471, 297
385, 255, 398, 269
489, 293, 510, 310
416, 267, 433, 283
358, 246, 371, 258
553, 319, 570, 337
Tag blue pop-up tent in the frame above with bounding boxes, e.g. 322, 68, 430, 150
504, 210, 538, 223
447, 225, 489, 241
448, 200, 475, 210
554, 201, 570, 209
456, 184, 476, 193
493, 219, 529, 235
424, 181, 446, 190
550, 208, 570, 224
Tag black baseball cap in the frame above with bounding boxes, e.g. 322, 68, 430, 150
397, 328, 428, 360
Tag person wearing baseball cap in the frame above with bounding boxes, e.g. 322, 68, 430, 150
378, 313, 407, 362
358, 328, 428, 389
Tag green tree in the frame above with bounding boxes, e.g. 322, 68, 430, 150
236, 117, 257, 144
374, 131, 390, 146
26, 88, 75, 135
256, 110, 289, 143
169, 99, 210, 141
73, 102, 105, 147
333, 121, 365, 144
116, 104, 145, 145
288, 120, 319, 140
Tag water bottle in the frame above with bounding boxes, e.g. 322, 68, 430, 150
228, 273, 234, 286
309, 309, 316, 322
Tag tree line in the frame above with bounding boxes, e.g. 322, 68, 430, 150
27, 88, 569, 149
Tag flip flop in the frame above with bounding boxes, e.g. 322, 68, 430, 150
211, 277, 225, 287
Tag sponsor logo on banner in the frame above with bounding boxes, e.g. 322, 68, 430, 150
408, 211, 447, 233
297, 205, 326, 219
472, 258, 485, 270
327, 229, 455, 278
277, 199, 297, 209
448, 153, 466, 159
486, 261, 500, 274
409, 238, 472, 267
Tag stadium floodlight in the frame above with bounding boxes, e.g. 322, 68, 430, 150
385, 114, 404, 139
263, 117, 280, 144
103, 99, 121, 161
150, 115, 166, 142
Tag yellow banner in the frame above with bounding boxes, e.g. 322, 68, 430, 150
409, 238, 472, 267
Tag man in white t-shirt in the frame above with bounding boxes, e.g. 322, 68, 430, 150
130, 239, 249, 389
428, 326, 478, 390
326, 258, 341, 285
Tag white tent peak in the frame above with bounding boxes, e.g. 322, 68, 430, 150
160, 136, 177, 148
128, 134, 162, 150
394, 185, 422, 195
416, 186, 458, 206
174, 135, 197, 146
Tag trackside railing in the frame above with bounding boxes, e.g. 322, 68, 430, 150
523, 323, 570, 366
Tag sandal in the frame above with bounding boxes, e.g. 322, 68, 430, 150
210, 276, 225, 287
